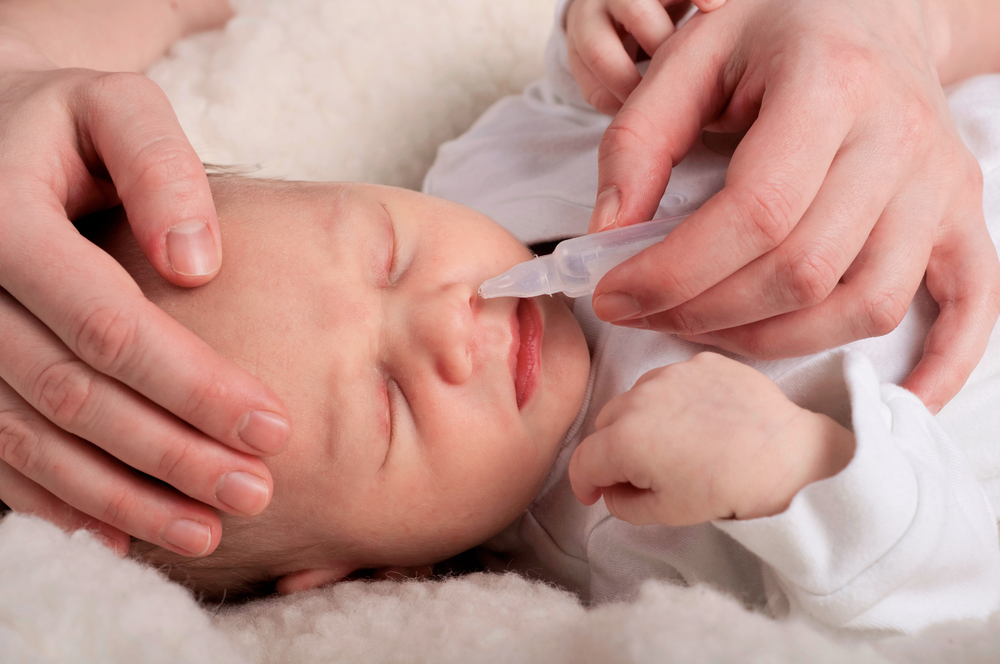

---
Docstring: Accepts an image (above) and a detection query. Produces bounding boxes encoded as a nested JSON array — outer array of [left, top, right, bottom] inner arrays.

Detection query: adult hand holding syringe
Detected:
[[481, 214, 688, 299]]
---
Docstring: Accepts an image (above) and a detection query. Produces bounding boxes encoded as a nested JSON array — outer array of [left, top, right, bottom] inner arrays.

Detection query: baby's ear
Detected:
[[275, 564, 355, 595]]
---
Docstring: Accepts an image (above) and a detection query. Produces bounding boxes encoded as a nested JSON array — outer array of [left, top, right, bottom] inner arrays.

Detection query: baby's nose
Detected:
[[414, 283, 475, 384]]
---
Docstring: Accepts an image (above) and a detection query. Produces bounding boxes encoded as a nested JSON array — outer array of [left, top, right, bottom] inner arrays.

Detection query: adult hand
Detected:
[[0, 34, 290, 557], [585, 0, 1000, 411]]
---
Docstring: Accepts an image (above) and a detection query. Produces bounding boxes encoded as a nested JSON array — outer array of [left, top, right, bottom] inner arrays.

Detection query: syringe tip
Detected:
[[479, 272, 518, 299], [479, 258, 556, 299]]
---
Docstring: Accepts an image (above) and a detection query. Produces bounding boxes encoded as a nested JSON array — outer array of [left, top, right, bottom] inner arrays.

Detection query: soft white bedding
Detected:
[[3, 0, 1000, 661]]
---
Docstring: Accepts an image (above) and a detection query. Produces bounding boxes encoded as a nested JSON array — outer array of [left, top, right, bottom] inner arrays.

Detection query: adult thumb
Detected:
[[588, 20, 732, 234], [80, 72, 220, 287]]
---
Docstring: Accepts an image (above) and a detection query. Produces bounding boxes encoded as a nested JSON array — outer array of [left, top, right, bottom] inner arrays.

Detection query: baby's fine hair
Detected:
[[130, 511, 339, 602]]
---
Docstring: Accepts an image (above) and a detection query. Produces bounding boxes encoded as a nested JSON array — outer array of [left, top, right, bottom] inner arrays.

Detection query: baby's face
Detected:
[[124, 178, 590, 577]]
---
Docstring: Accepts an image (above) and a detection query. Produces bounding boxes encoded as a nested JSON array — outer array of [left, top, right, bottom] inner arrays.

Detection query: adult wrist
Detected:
[[0, 0, 232, 72], [922, 0, 1000, 84]]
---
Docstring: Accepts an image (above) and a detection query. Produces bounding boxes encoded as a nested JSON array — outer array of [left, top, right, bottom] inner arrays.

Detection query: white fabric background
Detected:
[[3, 0, 1000, 661]]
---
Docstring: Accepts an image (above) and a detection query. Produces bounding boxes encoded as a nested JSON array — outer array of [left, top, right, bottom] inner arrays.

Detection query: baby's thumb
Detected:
[[600, 483, 660, 526]]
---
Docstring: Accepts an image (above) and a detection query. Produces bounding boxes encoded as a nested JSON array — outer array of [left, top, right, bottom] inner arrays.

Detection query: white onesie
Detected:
[[423, 1, 1000, 634]]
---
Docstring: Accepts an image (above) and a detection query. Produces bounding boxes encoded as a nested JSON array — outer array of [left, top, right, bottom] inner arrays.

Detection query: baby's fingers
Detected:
[[569, 427, 645, 505], [566, 0, 647, 110], [607, 0, 674, 60]]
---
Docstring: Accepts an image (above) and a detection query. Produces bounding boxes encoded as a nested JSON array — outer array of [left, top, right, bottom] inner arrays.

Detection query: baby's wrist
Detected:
[[733, 410, 855, 521]]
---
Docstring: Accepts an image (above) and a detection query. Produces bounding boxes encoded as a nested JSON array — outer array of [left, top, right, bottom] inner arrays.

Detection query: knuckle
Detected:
[[31, 359, 99, 431], [578, 34, 619, 73], [780, 248, 840, 308], [661, 306, 706, 336], [858, 288, 910, 338], [599, 107, 673, 167], [892, 99, 938, 154], [620, 2, 660, 30], [152, 438, 197, 485], [126, 139, 206, 196], [587, 87, 619, 115], [729, 184, 799, 252], [963, 157, 985, 194], [100, 489, 141, 531], [179, 370, 231, 429], [0, 410, 46, 479], [89, 70, 160, 103], [801, 39, 881, 105], [733, 327, 777, 360], [70, 301, 143, 376]]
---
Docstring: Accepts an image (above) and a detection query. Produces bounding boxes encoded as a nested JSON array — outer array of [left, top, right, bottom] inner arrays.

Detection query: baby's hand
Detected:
[[568, 352, 855, 526], [565, 0, 726, 114]]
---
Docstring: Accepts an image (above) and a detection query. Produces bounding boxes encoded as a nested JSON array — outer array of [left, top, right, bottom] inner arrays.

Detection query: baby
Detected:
[[109, 0, 1000, 635], [102, 172, 1000, 635]]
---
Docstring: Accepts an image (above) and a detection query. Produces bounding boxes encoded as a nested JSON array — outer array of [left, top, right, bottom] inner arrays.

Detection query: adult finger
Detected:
[[75, 72, 221, 288], [0, 288, 273, 518], [594, 70, 853, 321], [588, 18, 736, 235], [0, 459, 130, 555], [0, 378, 220, 557], [635, 136, 894, 334], [0, 187, 290, 457], [902, 206, 1000, 410], [678, 198, 932, 361]]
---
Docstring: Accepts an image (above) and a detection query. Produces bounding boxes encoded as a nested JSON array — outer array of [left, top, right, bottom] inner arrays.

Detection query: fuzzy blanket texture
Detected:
[[4, 0, 1000, 661]]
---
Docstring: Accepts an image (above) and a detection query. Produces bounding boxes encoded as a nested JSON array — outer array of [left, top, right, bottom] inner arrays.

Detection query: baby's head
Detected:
[[105, 177, 590, 598]]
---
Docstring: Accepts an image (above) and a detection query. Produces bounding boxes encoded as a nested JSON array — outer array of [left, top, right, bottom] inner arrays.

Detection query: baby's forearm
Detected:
[[0, 0, 232, 71], [930, 0, 1000, 84]]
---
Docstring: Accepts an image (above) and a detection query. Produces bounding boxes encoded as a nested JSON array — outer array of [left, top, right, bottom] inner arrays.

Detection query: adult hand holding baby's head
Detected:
[[0, 2, 288, 559], [581, 0, 1000, 411]]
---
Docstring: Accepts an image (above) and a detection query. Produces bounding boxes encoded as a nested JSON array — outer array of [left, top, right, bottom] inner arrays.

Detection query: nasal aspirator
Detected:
[[479, 214, 689, 299]]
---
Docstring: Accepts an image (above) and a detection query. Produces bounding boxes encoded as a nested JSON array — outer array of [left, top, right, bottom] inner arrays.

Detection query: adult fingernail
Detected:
[[237, 410, 290, 454], [161, 519, 212, 556], [594, 292, 642, 321], [216, 471, 270, 516], [679, 333, 719, 347], [590, 187, 621, 233], [928, 403, 942, 415], [167, 221, 220, 277]]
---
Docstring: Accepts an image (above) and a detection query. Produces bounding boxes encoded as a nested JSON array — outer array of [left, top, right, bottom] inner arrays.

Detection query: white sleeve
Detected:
[[715, 350, 1000, 634]]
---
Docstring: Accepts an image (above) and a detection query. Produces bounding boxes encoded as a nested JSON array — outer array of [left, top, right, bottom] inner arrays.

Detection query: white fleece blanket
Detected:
[[4, 0, 1000, 661]]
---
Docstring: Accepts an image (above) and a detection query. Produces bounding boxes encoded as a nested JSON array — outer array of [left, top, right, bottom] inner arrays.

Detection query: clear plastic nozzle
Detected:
[[479, 214, 689, 299]]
